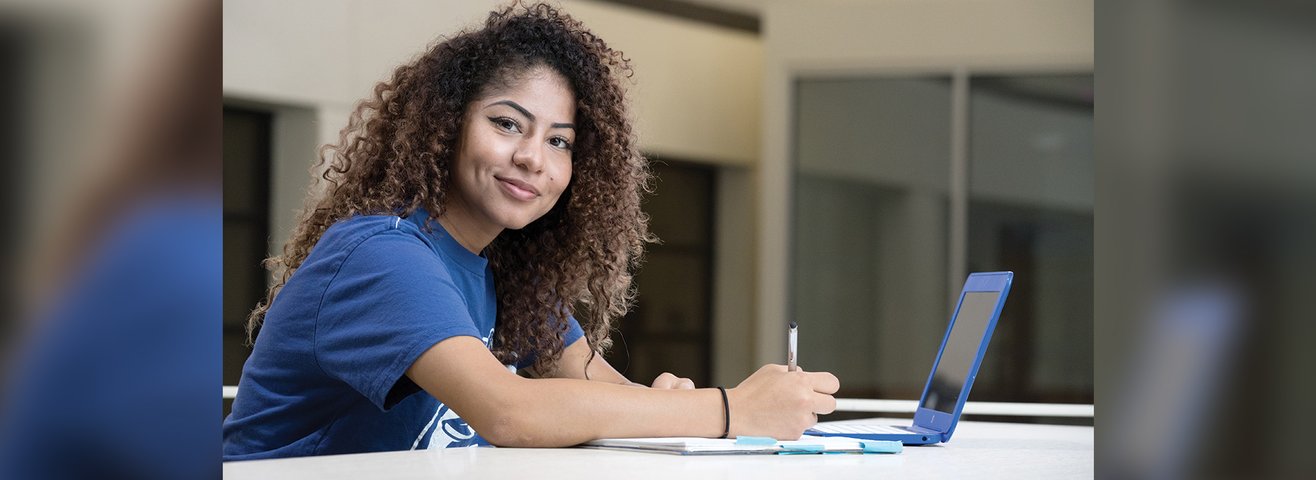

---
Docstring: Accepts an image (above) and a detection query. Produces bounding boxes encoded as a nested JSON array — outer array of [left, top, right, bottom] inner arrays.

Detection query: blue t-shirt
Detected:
[[222, 210, 582, 460]]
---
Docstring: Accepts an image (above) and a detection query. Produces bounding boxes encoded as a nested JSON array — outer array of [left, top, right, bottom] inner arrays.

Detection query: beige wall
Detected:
[[565, 2, 761, 166], [222, 0, 761, 165]]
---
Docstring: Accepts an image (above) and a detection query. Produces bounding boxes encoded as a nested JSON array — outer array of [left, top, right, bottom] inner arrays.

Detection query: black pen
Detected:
[[788, 321, 798, 372]]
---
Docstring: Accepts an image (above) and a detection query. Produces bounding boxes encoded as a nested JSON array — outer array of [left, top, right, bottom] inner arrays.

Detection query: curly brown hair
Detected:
[[247, 1, 653, 374]]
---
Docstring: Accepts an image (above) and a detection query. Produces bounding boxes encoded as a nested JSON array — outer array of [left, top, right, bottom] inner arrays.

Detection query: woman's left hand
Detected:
[[649, 372, 696, 390]]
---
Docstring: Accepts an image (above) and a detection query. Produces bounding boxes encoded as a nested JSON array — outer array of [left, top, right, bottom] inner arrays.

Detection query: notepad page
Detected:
[[584, 435, 872, 454], [784, 435, 866, 451], [584, 437, 777, 453]]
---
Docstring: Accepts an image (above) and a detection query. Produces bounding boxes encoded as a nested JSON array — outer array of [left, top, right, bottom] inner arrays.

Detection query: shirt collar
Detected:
[[406, 208, 488, 275]]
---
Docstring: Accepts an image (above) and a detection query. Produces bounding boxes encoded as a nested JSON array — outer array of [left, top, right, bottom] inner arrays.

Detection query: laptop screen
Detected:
[[920, 291, 1001, 413]]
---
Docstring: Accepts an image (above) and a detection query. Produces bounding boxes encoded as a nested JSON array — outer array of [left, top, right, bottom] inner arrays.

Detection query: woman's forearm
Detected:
[[408, 336, 835, 447], [483, 377, 724, 446]]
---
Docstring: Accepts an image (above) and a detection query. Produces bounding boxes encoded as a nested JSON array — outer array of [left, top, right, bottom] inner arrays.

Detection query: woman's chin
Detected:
[[499, 216, 537, 231], [493, 206, 552, 232]]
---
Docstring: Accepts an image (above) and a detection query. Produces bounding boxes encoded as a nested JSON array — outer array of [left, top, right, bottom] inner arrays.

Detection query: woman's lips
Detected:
[[496, 176, 539, 201]]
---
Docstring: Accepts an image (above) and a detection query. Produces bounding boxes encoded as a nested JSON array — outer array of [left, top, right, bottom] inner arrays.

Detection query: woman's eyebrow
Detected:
[[486, 100, 575, 130], [487, 100, 535, 121]]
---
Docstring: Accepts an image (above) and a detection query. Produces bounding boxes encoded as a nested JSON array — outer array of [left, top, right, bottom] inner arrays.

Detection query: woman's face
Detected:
[[447, 67, 576, 238]]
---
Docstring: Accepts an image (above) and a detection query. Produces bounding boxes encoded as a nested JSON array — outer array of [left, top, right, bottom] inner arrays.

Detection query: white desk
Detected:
[[223, 418, 1094, 479]]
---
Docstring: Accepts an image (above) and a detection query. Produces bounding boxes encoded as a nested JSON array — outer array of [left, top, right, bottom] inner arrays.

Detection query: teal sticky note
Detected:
[[735, 436, 777, 446], [860, 440, 903, 454]]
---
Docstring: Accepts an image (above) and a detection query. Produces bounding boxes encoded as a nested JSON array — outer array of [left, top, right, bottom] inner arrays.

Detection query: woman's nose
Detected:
[[511, 141, 543, 172]]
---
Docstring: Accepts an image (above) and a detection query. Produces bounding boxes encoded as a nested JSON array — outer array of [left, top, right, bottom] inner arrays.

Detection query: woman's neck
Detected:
[[435, 205, 500, 255]]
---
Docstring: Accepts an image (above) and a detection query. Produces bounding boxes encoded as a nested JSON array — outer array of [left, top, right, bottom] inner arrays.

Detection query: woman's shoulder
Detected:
[[320, 213, 423, 247], [309, 214, 439, 267]]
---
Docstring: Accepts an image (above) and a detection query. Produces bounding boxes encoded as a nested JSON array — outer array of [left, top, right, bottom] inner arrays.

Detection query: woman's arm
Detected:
[[537, 337, 695, 390], [406, 336, 837, 447]]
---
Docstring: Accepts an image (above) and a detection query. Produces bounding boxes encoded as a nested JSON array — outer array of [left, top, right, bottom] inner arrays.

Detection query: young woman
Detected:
[[222, 2, 838, 460]]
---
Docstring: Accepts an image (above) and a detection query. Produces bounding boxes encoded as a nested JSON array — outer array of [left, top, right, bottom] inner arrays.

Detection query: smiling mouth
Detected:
[[496, 176, 539, 200]]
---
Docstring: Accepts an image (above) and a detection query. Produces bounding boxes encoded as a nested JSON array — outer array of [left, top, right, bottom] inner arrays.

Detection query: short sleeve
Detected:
[[512, 315, 587, 370], [314, 232, 482, 411]]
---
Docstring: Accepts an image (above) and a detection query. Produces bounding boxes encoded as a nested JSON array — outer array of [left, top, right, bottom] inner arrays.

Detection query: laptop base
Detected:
[[805, 425, 944, 445]]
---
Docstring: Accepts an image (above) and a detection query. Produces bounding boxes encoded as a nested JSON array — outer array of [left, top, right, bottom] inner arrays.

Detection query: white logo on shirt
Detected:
[[416, 327, 499, 449]]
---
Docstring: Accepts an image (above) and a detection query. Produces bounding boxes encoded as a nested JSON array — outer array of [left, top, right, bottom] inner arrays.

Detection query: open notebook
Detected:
[[581, 435, 902, 455]]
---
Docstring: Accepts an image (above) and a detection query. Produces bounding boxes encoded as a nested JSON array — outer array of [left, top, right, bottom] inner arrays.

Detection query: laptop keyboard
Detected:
[[812, 424, 913, 434]]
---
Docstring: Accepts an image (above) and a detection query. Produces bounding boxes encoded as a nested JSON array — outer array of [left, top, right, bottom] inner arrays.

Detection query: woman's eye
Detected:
[[549, 137, 572, 150], [490, 117, 520, 133]]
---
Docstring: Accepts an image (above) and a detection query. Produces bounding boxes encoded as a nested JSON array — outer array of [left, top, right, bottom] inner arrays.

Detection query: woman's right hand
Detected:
[[726, 364, 840, 440]]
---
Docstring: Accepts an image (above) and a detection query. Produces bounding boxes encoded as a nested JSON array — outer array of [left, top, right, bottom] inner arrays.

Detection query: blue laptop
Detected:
[[806, 271, 1013, 445]]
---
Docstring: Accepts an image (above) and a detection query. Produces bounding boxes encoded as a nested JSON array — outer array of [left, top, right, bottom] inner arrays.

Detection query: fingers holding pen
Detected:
[[807, 370, 839, 395], [788, 365, 840, 395], [795, 369, 837, 414], [788, 367, 838, 415], [812, 391, 838, 415], [729, 364, 843, 438]]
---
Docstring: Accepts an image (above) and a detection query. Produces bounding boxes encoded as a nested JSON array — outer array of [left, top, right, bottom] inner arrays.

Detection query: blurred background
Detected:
[[0, 0, 218, 478], [220, 0, 1093, 424], [1098, 1, 1316, 478]]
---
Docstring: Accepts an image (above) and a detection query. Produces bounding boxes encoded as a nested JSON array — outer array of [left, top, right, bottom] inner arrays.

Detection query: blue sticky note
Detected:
[[860, 440, 903, 454], [779, 443, 825, 453], [735, 436, 777, 446]]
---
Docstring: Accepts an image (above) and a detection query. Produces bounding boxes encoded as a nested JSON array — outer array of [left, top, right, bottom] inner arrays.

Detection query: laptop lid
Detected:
[[910, 271, 1013, 442]]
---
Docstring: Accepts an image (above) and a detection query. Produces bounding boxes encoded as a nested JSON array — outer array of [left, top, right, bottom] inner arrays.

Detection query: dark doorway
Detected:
[[604, 160, 717, 387], [222, 106, 272, 417]]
